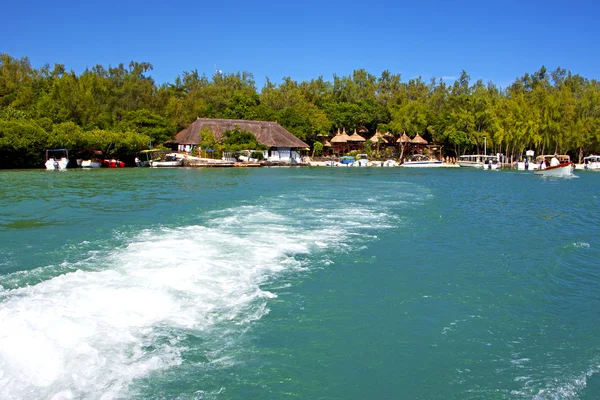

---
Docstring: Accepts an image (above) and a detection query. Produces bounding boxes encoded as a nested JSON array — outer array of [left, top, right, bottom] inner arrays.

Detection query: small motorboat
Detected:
[[402, 154, 443, 168], [77, 149, 103, 168], [533, 155, 574, 177], [457, 154, 501, 169], [353, 154, 369, 167], [338, 156, 354, 167], [135, 149, 166, 167], [149, 153, 184, 167], [45, 149, 69, 170], [103, 158, 126, 168], [583, 155, 600, 170]]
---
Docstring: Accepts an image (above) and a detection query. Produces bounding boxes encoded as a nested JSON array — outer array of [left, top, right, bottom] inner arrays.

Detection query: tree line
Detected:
[[1, 52, 599, 168]]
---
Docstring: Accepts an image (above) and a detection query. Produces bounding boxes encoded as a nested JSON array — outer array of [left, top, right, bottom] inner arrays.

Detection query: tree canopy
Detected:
[[1, 52, 600, 167]]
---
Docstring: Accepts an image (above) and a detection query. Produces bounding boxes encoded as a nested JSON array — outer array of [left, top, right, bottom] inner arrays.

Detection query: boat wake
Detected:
[[0, 197, 396, 399]]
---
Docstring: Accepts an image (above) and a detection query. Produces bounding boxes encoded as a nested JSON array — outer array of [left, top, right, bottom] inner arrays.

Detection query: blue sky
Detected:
[[3, 0, 599, 89]]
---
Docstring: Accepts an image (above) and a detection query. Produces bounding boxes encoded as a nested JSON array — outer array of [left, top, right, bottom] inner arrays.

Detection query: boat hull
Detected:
[[149, 160, 183, 167], [45, 158, 69, 170], [583, 157, 600, 170], [533, 163, 574, 177], [135, 160, 151, 167], [103, 159, 126, 168], [80, 159, 103, 168], [402, 161, 443, 168], [457, 161, 483, 168]]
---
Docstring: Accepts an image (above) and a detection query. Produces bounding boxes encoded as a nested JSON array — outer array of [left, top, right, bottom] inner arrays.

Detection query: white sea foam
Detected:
[[0, 201, 393, 399], [572, 242, 590, 248], [521, 364, 600, 400]]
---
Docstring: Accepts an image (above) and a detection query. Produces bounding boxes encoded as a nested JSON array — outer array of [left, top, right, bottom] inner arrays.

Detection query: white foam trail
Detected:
[[533, 365, 598, 399], [0, 202, 393, 399]]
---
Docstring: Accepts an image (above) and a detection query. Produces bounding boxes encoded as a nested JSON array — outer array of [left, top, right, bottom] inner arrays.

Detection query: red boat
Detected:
[[103, 159, 125, 168]]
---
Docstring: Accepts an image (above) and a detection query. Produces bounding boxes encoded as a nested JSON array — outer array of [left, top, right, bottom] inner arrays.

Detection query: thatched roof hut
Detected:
[[397, 132, 411, 144], [348, 129, 366, 142], [411, 133, 428, 145], [330, 128, 350, 143], [370, 130, 388, 144], [173, 118, 309, 148]]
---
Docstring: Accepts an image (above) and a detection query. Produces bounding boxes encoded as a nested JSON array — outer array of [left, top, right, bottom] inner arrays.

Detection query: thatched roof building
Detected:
[[173, 118, 309, 148], [397, 132, 411, 144], [330, 128, 350, 143], [348, 129, 366, 142], [370, 130, 388, 144], [411, 133, 428, 145]]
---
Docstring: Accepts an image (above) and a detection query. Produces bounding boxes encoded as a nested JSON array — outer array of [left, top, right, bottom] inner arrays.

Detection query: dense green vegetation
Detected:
[[1, 53, 599, 168]]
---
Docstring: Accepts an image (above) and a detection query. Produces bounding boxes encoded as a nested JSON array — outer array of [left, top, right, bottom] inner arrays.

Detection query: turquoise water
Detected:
[[1, 167, 599, 399]]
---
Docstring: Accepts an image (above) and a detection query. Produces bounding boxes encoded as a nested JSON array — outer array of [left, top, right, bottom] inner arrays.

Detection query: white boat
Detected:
[[149, 153, 184, 167], [457, 154, 501, 170], [583, 155, 600, 170], [76, 150, 103, 168], [45, 149, 69, 170], [353, 154, 369, 167], [402, 154, 443, 168], [80, 159, 103, 168], [516, 150, 537, 170], [135, 149, 166, 167], [533, 155, 574, 177]]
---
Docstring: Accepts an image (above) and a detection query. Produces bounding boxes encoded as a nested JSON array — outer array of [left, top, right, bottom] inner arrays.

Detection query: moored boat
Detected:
[[458, 154, 501, 170], [583, 155, 600, 170], [353, 154, 369, 167], [135, 149, 165, 167], [80, 159, 103, 168], [382, 159, 399, 167], [338, 156, 355, 167], [515, 150, 537, 170], [103, 158, 126, 168], [149, 153, 184, 167], [402, 154, 443, 168], [77, 150, 103, 168], [45, 149, 69, 170]]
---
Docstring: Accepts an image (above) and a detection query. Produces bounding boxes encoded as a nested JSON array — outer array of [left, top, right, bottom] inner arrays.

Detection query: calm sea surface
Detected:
[[1, 167, 599, 400]]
